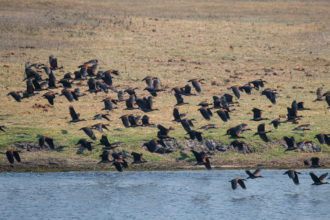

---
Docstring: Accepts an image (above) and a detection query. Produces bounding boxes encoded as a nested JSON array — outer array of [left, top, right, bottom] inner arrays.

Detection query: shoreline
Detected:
[[1, 160, 329, 173]]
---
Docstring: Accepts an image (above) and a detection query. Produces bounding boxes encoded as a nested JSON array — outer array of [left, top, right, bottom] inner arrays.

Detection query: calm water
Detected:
[[0, 170, 329, 220]]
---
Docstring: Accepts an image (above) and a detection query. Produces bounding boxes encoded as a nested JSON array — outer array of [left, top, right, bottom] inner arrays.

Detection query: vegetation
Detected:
[[0, 0, 329, 170]]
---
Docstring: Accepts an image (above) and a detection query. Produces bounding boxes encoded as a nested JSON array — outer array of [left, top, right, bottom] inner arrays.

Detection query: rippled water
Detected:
[[0, 170, 329, 220]]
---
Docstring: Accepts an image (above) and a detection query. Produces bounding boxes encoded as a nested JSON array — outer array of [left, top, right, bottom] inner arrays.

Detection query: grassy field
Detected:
[[0, 0, 329, 170]]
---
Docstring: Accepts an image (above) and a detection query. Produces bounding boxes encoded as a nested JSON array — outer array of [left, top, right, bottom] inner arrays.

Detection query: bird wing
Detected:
[[6, 151, 14, 164], [69, 106, 78, 120], [238, 179, 246, 189], [257, 124, 265, 133], [253, 168, 261, 176], [310, 172, 320, 183], [292, 172, 299, 185], [245, 170, 254, 178], [231, 180, 237, 190], [319, 173, 328, 182], [259, 133, 269, 142]]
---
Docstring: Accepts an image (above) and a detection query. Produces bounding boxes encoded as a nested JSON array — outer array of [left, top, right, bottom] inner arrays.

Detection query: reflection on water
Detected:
[[0, 170, 329, 220]]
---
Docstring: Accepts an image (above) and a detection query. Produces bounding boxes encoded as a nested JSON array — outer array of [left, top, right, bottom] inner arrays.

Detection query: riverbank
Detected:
[[1, 154, 329, 173]]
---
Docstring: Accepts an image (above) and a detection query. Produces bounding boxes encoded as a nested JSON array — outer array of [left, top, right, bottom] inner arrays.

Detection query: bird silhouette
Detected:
[[245, 168, 263, 179], [230, 178, 246, 190], [283, 170, 301, 185], [309, 172, 329, 185]]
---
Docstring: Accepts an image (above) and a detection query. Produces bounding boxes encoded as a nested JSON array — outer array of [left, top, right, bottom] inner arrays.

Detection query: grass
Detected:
[[0, 0, 329, 169]]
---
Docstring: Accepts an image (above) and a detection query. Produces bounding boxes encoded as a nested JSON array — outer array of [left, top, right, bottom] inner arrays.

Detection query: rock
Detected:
[[297, 142, 321, 153], [10, 142, 40, 151]]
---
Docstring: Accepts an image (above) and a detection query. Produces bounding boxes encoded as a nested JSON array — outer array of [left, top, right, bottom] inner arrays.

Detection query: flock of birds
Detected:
[[2, 55, 330, 178], [229, 168, 329, 190]]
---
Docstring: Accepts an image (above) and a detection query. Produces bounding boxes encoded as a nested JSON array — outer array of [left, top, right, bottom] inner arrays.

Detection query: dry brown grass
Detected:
[[0, 0, 329, 167]]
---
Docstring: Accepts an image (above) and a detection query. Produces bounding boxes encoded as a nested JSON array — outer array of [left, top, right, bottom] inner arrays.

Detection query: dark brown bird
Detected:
[[226, 124, 250, 139], [187, 130, 203, 142], [157, 124, 175, 139], [252, 108, 268, 121], [125, 95, 137, 110], [93, 113, 111, 121], [38, 136, 55, 149], [0, 126, 6, 132], [230, 140, 245, 151], [7, 91, 22, 102], [254, 123, 271, 142], [199, 107, 212, 120], [230, 178, 246, 190], [261, 88, 277, 104], [99, 150, 111, 163], [49, 56, 59, 70], [76, 139, 93, 151], [180, 118, 195, 132], [142, 115, 154, 126], [173, 108, 186, 122], [283, 136, 297, 151], [5, 150, 21, 164], [188, 78, 204, 93], [69, 106, 85, 122], [61, 89, 75, 102], [309, 172, 329, 185], [43, 91, 57, 105], [120, 115, 130, 128], [143, 138, 167, 153], [216, 109, 230, 122], [99, 135, 121, 150], [324, 92, 330, 108], [246, 168, 263, 179], [174, 93, 188, 106], [128, 115, 141, 127], [239, 84, 253, 94], [297, 102, 310, 110], [313, 87, 323, 101], [80, 127, 96, 140], [199, 124, 216, 130], [92, 123, 109, 133], [191, 150, 211, 169], [249, 79, 266, 90], [230, 86, 240, 99], [315, 134, 330, 146], [270, 119, 281, 129], [131, 152, 146, 164], [293, 124, 310, 131], [283, 170, 301, 185]]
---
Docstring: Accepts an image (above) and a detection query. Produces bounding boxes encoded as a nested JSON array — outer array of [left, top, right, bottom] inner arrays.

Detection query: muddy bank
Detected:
[[1, 157, 329, 173]]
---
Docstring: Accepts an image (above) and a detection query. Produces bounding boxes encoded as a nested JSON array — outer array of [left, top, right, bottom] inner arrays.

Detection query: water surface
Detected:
[[0, 170, 329, 220]]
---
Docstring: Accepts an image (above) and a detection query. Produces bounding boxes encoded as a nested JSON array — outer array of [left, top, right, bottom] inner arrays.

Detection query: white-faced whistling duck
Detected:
[[313, 87, 323, 102], [0, 126, 6, 132], [43, 91, 57, 105], [199, 124, 216, 130], [252, 108, 268, 121], [270, 118, 281, 129], [180, 118, 195, 132], [249, 79, 266, 90], [99, 135, 121, 150], [230, 86, 240, 99], [120, 115, 130, 128], [7, 91, 22, 102], [239, 84, 252, 94], [157, 124, 175, 139], [173, 108, 186, 122], [309, 172, 329, 185], [131, 152, 146, 164], [125, 95, 137, 110], [283, 136, 297, 151], [76, 139, 93, 151], [94, 113, 111, 121], [230, 178, 246, 190], [38, 136, 55, 149], [128, 115, 141, 127], [174, 93, 188, 106], [143, 138, 166, 153], [69, 106, 85, 122], [79, 127, 96, 140], [61, 89, 74, 102], [283, 170, 301, 185], [315, 134, 330, 146], [49, 56, 59, 70], [191, 150, 211, 169], [293, 124, 310, 131], [254, 123, 271, 142], [216, 109, 230, 122], [198, 106, 212, 120], [261, 88, 277, 104], [187, 130, 203, 142], [99, 150, 111, 163], [91, 123, 109, 133], [6, 150, 21, 165], [188, 78, 204, 93], [230, 140, 245, 151], [142, 115, 154, 126], [297, 102, 310, 110], [246, 168, 263, 179]]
